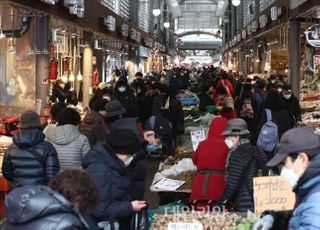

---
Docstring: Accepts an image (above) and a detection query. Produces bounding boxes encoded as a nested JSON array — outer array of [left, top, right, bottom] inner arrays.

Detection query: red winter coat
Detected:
[[215, 79, 234, 97], [190, 117, 229, 205]]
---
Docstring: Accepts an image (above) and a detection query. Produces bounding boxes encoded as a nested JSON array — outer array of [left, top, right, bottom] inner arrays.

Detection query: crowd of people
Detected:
[[1, 66, 319, 230]]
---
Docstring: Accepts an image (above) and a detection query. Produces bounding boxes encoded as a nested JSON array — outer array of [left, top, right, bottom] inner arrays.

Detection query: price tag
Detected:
[[168, 223, 203, 230], [190, 130, 206, 151], [253, 176, 295, 217], [154, 178, 185, 191]]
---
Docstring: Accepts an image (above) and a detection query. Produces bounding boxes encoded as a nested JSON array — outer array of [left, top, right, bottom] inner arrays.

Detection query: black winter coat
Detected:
[[257, 108, 294, 141], [283, 95, 302, 122], [79, 111, 104, 147], [1, 185, 88, 230], [2, 129, 60, 189], [198, 91, 214, 112], [82, 143, 133, 230], [152, 94, 185, 136], [217, 142, 268, 212], [114, 89, 138, 118]]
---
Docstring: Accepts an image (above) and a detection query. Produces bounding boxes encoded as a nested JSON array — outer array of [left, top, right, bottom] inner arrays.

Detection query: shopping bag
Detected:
[[130, 208, 149, 230]]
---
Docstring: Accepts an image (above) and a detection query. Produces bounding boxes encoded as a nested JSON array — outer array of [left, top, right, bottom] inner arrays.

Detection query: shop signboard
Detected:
[[130, 28, 137, 40], [259, 14, 268, 28], [121, 24, 129, 37], [144, 37, 153, 47], [252, 21, 258, 33], [253, 176, 295, 218], [305, 25, 320, 48], [103, 16, 116, 32], [237, 34, 241, 42], [290, 0, 308, 9], [247, 25, 252, 35], [271, 6, 283, 21], [190, 130, 206, 151], [242, 29, 247, 39]]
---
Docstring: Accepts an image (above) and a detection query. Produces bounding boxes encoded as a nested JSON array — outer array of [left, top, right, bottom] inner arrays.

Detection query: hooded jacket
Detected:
[[79, 111, 104, 147], [1, 185, 88, 230], [81, 143, 132, 229], [46, 124, 90, 170], [2, 129, 60, 189], [190, 117, 229, 203]]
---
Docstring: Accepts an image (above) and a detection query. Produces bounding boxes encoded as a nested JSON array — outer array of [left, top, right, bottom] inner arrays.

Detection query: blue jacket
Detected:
[[289, 175, 320, 230], [1, 185, 88, 229], [81, 143, 133, 224], [2, 129, 60, 188]]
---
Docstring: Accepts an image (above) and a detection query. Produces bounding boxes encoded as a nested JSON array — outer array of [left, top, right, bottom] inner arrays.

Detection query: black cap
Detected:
[[282, 84, 292, 92], [105, 129, 148, 154], [267, 127, 320, 167]]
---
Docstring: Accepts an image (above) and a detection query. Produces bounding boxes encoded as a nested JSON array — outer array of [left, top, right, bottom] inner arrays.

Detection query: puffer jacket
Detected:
[[1, 185, 88, 229], [46, 124, 90, 170], [289, 154, 320, 229], [217, 142, 267, 212], [79, 111, 104, 147], [82, 143, 133, 230], [2, 129, 60, 189]]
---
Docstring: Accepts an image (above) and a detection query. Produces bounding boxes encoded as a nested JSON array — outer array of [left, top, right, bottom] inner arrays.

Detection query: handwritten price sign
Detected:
[[253, 176, 295, 217], [190, 130, 206, 151]]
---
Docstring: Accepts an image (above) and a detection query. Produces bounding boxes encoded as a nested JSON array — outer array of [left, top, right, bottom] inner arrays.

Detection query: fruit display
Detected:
[[226, 219, 254, 230], [152, 212, 246, 230]]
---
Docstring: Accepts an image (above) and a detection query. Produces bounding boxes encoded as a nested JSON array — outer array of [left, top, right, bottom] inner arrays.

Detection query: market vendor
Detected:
[[254, 126, 320, 230], [190, 116, 229, 210], [215, 86, 237, 120]]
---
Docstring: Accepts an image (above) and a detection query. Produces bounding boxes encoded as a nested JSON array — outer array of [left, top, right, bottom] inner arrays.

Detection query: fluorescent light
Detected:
[[153, 9, 161, 17], [232, 0, 241, 7], [164, 22, 170, 28], [0, 30, 5, 39]]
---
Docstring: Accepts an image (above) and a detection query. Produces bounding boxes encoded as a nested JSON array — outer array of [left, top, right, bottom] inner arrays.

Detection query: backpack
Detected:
[[240, 98, 254, 118], [257, 109, 279, 152]]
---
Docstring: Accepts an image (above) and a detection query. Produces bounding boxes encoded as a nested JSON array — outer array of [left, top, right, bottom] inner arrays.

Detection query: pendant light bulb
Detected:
[[153, 9, 161, 17], [77, 71, 83, 81], [232, 0, 241, 7]]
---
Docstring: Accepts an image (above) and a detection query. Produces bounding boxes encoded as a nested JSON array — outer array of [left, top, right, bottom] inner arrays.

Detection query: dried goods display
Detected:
[[152, 212, 245, 230], [167, 171, 197, 191], [166, 152, 193, 165]]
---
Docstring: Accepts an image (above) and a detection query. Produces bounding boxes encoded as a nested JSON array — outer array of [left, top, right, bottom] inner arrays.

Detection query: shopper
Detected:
[[42, 102, 67, 134], [89, 82, 113, 110], [215, 86, 237, 120], [152, 84, 184, 154], [215, 72, 234, 97], [46, 108, 90, 170], [82, 129, 147, 230], [266, 74, 278, 91], [282, 84, 302, 123], [92, 100, 147, 200], [131, 72, 148, 123], [217, 118, 268, 212], [256, 89, 294, 151], [253, 79, 267, 114], [1, 169, 99, 229], [80, 98, 108, 147], [190, 117, 229, 210], [254, 127, 320, 230], [2, 110, 60, 189], [114, 79, 138, 118], [198, 81, 215, 112], [51, 79, 74, 104]]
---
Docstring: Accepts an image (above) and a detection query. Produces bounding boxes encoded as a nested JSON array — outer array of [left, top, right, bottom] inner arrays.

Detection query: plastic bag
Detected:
[[130, 208, 149, 230]]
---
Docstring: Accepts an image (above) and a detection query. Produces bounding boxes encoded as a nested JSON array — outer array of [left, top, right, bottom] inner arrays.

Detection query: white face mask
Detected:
[[271, 80, 276, 84], [225, 138, 235, 149], [281, 166, 299, 188], [103, 96, 111, 101], [283, 94, 291, 100], [118, 87, 126, 92], [277, 88, 282, 93]]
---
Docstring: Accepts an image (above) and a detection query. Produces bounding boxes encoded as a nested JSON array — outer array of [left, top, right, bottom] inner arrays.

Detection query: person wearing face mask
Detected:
[[114, 80, 138, 118], [190, 117, 229, 210], [131, 72, 148, 123], [282, 84, 302, 123], [216, 118, 268, 212], [256, 89, 294, 152], [82, 129, 148, 230], [198, 81, 215, 112], [254, 126, 320, 230], [215, 86, 237, 120], [266, 75, 278, 91]]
